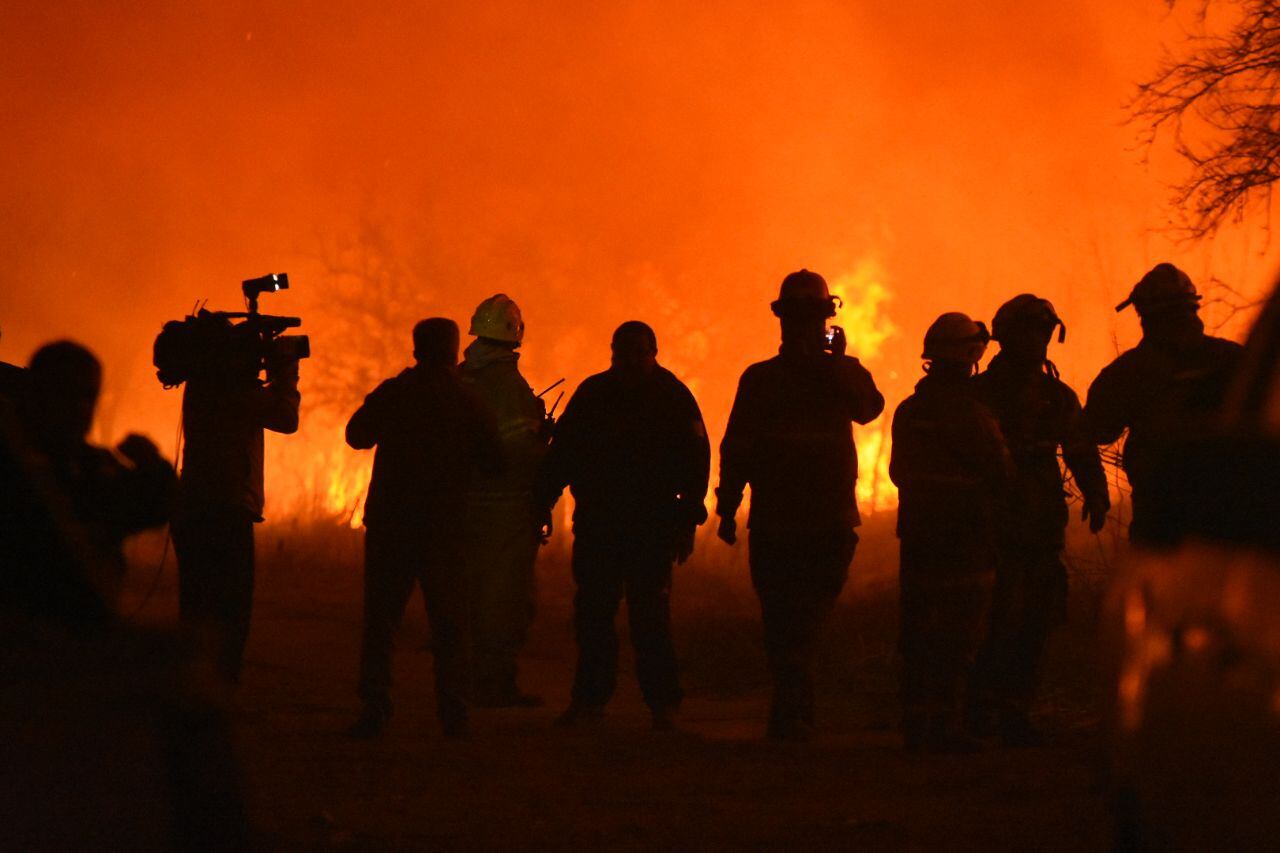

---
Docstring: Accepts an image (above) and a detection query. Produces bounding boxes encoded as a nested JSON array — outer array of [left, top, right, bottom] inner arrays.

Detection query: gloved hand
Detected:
[[716, 514, 737, 545], [1082, 495, 1110, 534]]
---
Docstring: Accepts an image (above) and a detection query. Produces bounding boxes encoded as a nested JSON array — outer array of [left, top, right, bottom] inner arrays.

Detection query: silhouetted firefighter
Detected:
[[346, 318, 504, 739], [460, 295, 549, 708], [20, 341, 175, 596], [717, 270, 885, 741], [537, 321, 709, 731], [1084, 263, 1244, 544], [890, 313, 1011, 753], [155, 278, 304, 685], [969, 296, 1108, 745]]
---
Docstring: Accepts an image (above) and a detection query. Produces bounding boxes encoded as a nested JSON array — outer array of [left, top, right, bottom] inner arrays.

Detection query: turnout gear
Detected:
[[468, 294, 526, 344], [890, 358, 1012, 752], [971, 313, 1110, 738], [1115, 263, 1200, 316], [460, 336, 548, 705], [992, 294, 1066, 345], [537, 337, 709, 723], [347, 342, 504, 734], [1085, 269, 1242, 542], [718, 281, 885, 737], [922, 313, 990, 365], [771, 269, 840, 319]]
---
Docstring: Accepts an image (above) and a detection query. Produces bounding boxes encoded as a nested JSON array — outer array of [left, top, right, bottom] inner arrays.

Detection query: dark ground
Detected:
[[122, 518, 1114, 851]]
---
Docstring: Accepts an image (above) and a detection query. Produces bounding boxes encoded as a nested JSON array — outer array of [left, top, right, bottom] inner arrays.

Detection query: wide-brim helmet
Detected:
[[923, 312, 991, 364], [771, 269, 840, 319], [992, 293, 1066, 344], [469, 293, 525, 344], [1115, 263, 1201, 317]]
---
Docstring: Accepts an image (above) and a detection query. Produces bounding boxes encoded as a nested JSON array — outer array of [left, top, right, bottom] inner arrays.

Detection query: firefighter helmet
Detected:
[[469, 294, 525, 344], [992, 293, 1066, 344], [922, 312, 991, 364], [1115, 263, 1201, 316], [771, 269, 840, 319]]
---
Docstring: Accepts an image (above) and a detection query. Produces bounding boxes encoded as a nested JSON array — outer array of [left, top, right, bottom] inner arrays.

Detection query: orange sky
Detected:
[[1, 1, 1274, 520]]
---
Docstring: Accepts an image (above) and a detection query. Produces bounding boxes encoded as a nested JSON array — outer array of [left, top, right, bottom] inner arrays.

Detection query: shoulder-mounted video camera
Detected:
[[153, 273, 310, 388]]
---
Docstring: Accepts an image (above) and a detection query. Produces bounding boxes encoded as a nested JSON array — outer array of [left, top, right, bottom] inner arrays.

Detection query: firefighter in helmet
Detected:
[[461, 294, 548, 708], [1083, 263, 1243, 543], [716, 269, 885, 741], [890, 312, 1012, 752], [970, 295, 1108, 745]]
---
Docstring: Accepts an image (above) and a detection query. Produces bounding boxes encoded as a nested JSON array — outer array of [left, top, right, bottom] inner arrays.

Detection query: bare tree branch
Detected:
[[1130, 0, 1280, 238]]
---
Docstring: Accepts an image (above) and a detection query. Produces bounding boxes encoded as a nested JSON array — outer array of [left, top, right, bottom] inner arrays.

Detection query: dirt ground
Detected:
[[123, 520, 1114, 851]]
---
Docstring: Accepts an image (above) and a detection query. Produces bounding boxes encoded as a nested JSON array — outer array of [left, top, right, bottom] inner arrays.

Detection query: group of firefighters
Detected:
[[0, 261, 1242, 754], [339, 260, 1241, 750]]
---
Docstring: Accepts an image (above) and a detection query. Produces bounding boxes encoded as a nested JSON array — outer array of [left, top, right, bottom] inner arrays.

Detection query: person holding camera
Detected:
[[169, 316, 300, 684], [346, 318, 504, 739], [715, 269, 884, 742], [19, 340, 176, 597]]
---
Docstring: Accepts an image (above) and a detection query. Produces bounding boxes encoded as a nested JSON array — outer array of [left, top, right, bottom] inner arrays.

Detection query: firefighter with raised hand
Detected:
[[346, 318, 503, 739], [890, 313, 1011, 753], [970, 295, 1108, 746], [536, 321, 709, 732], [716, 269, 885, 742], [461, 295, 548, 708], [1083, 263, 1244, 544]]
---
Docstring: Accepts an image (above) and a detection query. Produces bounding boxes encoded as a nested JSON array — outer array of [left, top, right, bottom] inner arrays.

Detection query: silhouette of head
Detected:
[[611, 321, 658, 378], [1118, 263, 1205, 351], [922, 313, 989, 377], [413, 318, 460, 368], [27, 340, 101, 445], [992, 294, 1064, 365], [772, 270, 838, 358]]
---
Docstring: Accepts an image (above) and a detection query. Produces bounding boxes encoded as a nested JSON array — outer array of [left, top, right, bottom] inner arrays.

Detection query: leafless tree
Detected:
[[1132, 1, 1280, 239]]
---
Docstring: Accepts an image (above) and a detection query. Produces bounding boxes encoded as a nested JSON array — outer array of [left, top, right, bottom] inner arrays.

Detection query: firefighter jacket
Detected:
[[179, 361, 299, 520], [347, 364, 503, 531], [717, 350, 884, 535], [460, 340, 546, 502], [972, 353, 1107, 549], [1083, 334, 1242, 496], [536, 365, 709, 537], [890, 372, 1012, 547]]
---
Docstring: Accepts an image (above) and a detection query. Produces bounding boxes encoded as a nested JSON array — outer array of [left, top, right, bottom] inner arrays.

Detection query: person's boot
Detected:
[[554, 703, 605, 727], [347, 704, 390, 739]]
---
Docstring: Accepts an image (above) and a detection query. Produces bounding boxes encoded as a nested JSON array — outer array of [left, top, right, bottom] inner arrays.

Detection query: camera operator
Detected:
[[169, 312, 301, 685]]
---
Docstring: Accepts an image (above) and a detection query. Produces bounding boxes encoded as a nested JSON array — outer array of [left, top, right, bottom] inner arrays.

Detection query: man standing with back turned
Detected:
[[537, 321, 709, 731], [1083, 263, 1243, 544], [346, 319, 503, 739], [716, 269, 885, 741]]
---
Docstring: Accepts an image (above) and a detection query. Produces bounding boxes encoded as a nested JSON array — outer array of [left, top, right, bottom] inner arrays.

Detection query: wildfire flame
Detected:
[[829, 259, 899, 514]]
